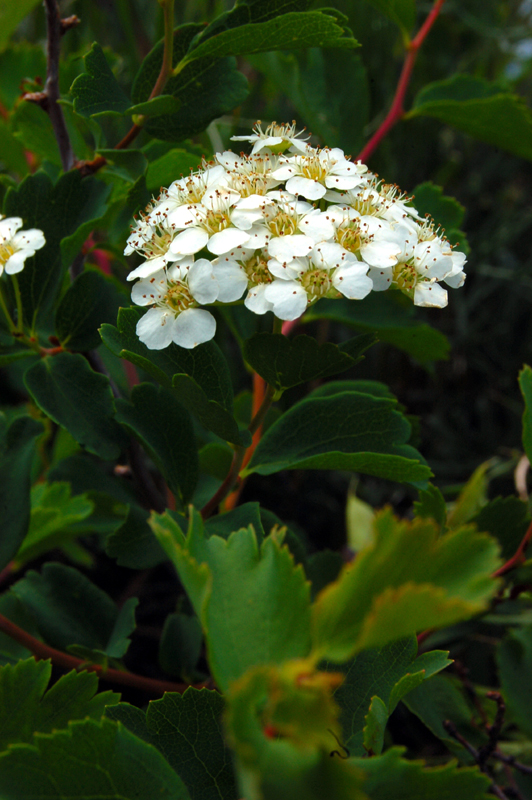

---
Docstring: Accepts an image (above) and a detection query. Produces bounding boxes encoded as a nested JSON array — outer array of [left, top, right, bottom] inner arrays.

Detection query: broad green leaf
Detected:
[[55, 270, 124, 352], [126, 95, 181, 116], [0, 119, 28, 176], [24, 352, 125, 461], [245, 388, 431, 483], [403, 673, 487, 752], [351, 746, 491, 798], [172, 373, 250, 446], [100, 306, 233, 408], [182, 11, 358, 66], [412, 181, 468, 252], [106, 505, 168, 569], [132, 24, 248, 142], [71, 43, 131, 117], [409, 75, 532, 162], [346, 487, 375, 552], [206, 502, 264, 543], [361, 0, 416, 35], [243, 332, 375, 393], [13, 482, 94, 567], [304, 294, 450, 364], [312, 510, 501, 662], [11, 101, 61, 166], [329, 637, 451, 753], [110, 689, 236, 800], [4, 170, 111, 327], [472, 497, 530, 562], [149, 510, 311, 691], [0, 415, 43, 572], [11, 563, 137, 658], [159, 613, 204, 681], [413, 483, 447, 528], [0, 592, 41, 665], [362, 695, 387, 755], [93, 148, 149, 182], [306, 551, 343, 598], [497, 625, 532, 738], [0, 348, 35, 367], [446, 462, 489, 529], [0, 0, 42, 47], [0, 658, 119, 750], [0, 717, 190, 800], [145, 148, 202, 192], [116, 383, 198, 504], [519, 365, 532, 464]]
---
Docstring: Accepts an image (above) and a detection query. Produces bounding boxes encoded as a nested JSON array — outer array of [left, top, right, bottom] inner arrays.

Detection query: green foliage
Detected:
[[55, 269, 124, 351], [361, 0, 416, 35], [71, 43, 131, 117], [497, 625, 532, 738], [105, 504, 168, 569], [519, 364, 532, 464]]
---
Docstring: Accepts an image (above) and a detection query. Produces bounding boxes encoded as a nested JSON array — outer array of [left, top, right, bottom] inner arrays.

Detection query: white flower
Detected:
[[0, 216, 45, 276], [125, 217, 189, 281], [212, 248, 275, 315], [231, 121, 310, 155], [131, 260, 218, 349], [272, 149, 368, 201]]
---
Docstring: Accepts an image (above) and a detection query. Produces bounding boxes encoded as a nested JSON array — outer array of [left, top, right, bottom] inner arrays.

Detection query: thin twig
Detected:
[[479, 692, 506, 767], [493, 752, 532, 777], [0, 612, 197, 696], [493, 518, 532, 578], [41, 0, 75, 171], [443, 720, 509, 800], [357, 0, 446, 164]]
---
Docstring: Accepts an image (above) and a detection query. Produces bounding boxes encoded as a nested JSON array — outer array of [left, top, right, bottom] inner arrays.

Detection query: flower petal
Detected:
[[285, 176, 326, 201], [172, 308, 216, 348], [188, 259, 218, 304], [136, 307, 175, 350], [264, 280, 308, 320], [213, 262, 248, 302], [170, 227, 209, 255], [207, 227, 249, 255], [245, 284, 274, 315], [332, 265, 373, 299], [414, 282, 448, 308]]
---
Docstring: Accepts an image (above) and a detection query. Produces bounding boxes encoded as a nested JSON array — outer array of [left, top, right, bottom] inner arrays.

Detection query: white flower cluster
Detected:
[[0, 216, 46, 277], [124, 122, 466, 350]]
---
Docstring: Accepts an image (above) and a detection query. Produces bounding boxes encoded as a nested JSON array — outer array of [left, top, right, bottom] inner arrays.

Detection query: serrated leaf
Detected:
[[0, 658, 119, 750], [182, 11, 358, 65], [24, 352, 125, 460], [100, 306, 233, 408], [71, 43, 131, 117], [243, 332, 375, 393], [11, 563, 136, 658], [149, 509, 311, 691], [362, 695, 387, 755], [110, 689, 236, 800], [145, 148, 202, 192], [4, 170, 112, 327], [0, 415, 43, 572], [13, 481, 94, 568], [55, 270, 125, 351], [116, 383, 198, 504], [519, 365, 532, 464], [205, 502, 264, 543], [312, 510, 501, 662], [245, 388, 431, 483], [446, 462, 489, 529], [0, 717, 190, 800], [351, 746, 491, 798], [497, 625, 532, 738], [304, 294, 450, 365], [106, 504, 168, 569], [132, 24, 248, 142], [409, 74, 532, 162], [414, 483, 447, 528], [172, 373, 250, 446]]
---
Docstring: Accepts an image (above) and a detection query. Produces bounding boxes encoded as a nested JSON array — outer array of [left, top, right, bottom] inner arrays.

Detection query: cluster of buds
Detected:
[[124, 122, 466, 350]]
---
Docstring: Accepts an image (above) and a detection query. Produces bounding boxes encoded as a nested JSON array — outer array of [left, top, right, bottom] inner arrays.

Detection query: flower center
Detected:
[[0, 243, 16, 266], [268, 210, 298, 237], [336, 222, 363, 254], [393, 262, 417, 291], [201, 209, 232, 235], [164, 281, 194, 313], [300, 155, 328, 183], [300, 268, 332, 298], [142, 227, 174, 260], [242, 256, 273, 285]]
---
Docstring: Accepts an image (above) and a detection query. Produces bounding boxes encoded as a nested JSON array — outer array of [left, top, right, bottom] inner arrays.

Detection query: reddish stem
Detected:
[[357, 0, 446, 164], [493, 518, 532, 578], [0, 612, 196, 696]]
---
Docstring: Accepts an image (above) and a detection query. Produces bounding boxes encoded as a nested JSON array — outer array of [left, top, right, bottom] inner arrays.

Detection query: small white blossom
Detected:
[[0, 216, 45, 276], [231, 121, 310, 155]]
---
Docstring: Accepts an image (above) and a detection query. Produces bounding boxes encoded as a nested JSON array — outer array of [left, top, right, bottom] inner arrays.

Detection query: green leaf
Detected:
[[132, 24, 248, 142], [311, 509, 501, 663], [0, 592, 41, 665], [100, 306, 233, 408], [11, 563, 137, 658], [243, 333, 375, 393], [446, 462, 489, 529], [351, 746, 491, 798], [329, 637, 451, 753], [149, 509, 311, 691], [71, 43, 131, 117], [472, 497, 530, 562], [205, 502, 264, 543], [0, 0, 43, 47], [182, 11, 358, 65], [172, 373, 251, 447], [106, 505, 168, 569], [4, 170, 111, 327], [159, 613, 204, 680], [55, 269, 125, 351], [409, 74, 532, 162], [126, 95, 182, 116], [412, 181, 469, 253], [110, 689, 237, 800], [0, 119, 29, 176], [0, 415, 44, 572], [0, 658, 119, 750], [11, 101, 61, 166], [0, 717, 190, 800], [362, 695, 387, 755], [304, 294, 450, 365], [93, 148, 148, 182], [413, 483, 447, 528], [497, 625, 532, 739], [145, 148, 202, 192], [24, 352, 125, 461], [245, 388, 431, 483], [13, 482, 94, 567], [0, 45, 46, 110], [362, 0, 416, 34], [116, 383, 198, 504], [519, 365, 532, 464]]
